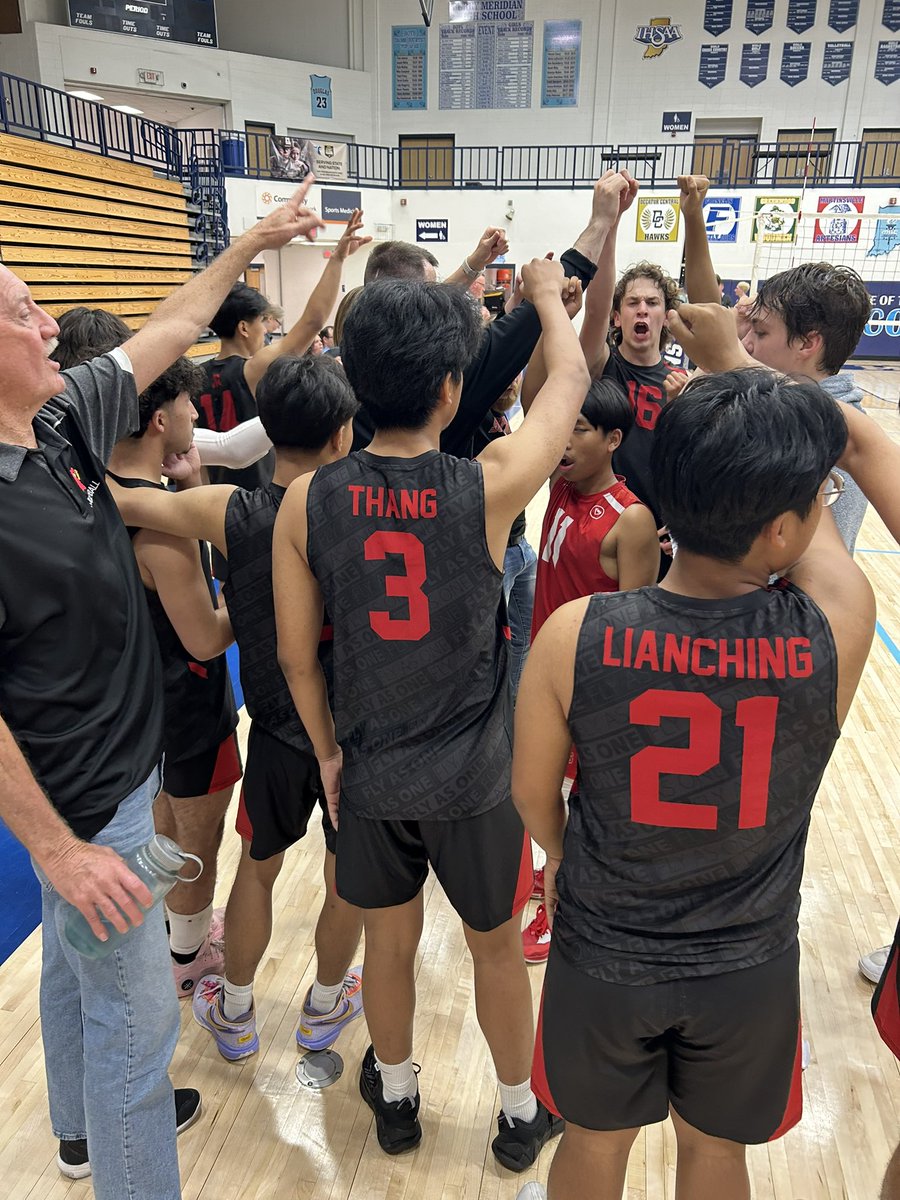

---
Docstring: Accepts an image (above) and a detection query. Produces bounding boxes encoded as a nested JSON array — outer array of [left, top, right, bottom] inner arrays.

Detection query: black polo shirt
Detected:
[[0, 351, 164, 839]]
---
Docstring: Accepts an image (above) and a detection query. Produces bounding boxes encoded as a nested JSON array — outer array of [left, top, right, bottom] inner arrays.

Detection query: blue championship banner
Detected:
[[699, 42, 729, 86]]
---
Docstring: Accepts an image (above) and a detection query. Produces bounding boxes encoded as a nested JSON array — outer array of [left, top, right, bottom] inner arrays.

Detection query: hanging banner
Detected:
[[787, 0, 818, 31], [542, 19, 581, 106], [740, 41, 770, 85], [867, 203, 900, 257], [875, 39, 900, 83], [857, 284, 900, 359], [636, 197, 681, 242], [310, 74, 333, 119], [699, 42, 729, 86], [704, 0, 733, 35], [311, 141, 349, 183], [814, 195, 864, 243], [828, 0, 859, 31], [885, 1, 900, 33], [754, 195, 800, 242], [392, 25, 428, 110], [703, 195, 742, 242], [746, 2, 775, 34], [781, 41, 811, 84], [267, 137, 348, 183], [822, 39, 854, 83]]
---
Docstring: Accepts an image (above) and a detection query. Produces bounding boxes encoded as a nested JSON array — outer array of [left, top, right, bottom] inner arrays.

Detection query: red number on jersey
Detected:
[[364, 531, 431, 641], [628, 382, 663, 430], [629, 689, 779, 829]]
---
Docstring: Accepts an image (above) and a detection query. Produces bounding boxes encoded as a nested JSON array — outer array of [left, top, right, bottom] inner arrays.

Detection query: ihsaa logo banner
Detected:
[[635, 18, 684, 58]]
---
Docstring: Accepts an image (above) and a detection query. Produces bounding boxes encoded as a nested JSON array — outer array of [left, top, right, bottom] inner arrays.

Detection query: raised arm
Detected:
[[273, 476, 342, 824], [839, 401, 900, 546], [193, 418, 272, 470], [121, 177, 325, 395], [679, 175, 721, 305], [665, 302, 756, 374], [136, 533, 234, 661], [445, 226, 510, 288], [108, 478, 234, 554], [243, 209, 371, 395], [519, 280, 584, 414], [578, 171, 639, 380]]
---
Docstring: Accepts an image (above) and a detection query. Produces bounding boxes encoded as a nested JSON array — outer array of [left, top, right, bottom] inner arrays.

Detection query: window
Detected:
[[772, 127, 835, 185], [244, 121, 275, 178], [398, 134, 455, 188], [857, 129, 900, 187], [692, 136, 757, 186]]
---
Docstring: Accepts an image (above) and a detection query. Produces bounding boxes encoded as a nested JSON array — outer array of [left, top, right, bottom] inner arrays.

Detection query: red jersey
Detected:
[[532, 476, 643, 639]]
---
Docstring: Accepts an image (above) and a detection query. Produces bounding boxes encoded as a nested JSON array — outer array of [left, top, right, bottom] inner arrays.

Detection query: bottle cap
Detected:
[[145, 834, 188, 874]]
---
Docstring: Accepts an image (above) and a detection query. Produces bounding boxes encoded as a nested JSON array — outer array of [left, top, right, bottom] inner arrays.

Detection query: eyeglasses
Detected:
[[819, 470, 845, 508]]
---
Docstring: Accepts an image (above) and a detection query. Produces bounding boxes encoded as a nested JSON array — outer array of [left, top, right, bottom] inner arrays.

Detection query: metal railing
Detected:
[[1, 70, 898, 193]]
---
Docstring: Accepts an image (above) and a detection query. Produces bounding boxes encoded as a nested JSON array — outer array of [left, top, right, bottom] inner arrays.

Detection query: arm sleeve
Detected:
[[193, 418, 273, 468], [560, 248, 598, 291], [48, 348, 139, 468]]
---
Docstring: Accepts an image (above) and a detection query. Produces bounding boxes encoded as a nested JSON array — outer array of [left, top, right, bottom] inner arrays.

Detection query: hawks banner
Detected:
[[814, 195, 864, 244], [753, 195, 800, 243], [636, 197, 681, 242]]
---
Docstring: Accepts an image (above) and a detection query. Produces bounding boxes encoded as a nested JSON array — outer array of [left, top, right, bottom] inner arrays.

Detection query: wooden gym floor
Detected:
[[2, 366, 900, 1199]]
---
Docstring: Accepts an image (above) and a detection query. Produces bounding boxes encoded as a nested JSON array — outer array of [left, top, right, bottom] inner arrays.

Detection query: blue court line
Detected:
[[856, 548, 900, 555], [876, 620, 900, 667]]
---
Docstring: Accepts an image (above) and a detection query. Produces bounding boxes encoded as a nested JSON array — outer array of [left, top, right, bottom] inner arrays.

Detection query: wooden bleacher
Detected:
[[0, 133, 219, 359]]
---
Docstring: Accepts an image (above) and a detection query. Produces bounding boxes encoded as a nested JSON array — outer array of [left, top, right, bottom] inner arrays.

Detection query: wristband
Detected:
[[461, 256, 480, 280]]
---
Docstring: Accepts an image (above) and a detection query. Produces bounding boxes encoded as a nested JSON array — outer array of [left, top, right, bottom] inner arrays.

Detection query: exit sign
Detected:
[[137, 69, 165, 86]]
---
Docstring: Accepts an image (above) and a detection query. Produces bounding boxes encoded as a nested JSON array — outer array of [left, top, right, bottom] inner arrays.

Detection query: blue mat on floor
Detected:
[[0, 819, 41, 966]]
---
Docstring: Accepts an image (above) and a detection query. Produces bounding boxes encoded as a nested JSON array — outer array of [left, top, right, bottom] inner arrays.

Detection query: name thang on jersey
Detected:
[[348, 484, 438, 519], [601, 627, 814, 680]]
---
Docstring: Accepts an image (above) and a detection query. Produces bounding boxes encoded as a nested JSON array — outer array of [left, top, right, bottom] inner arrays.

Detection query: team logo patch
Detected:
[[634, 17, 683, 58], [590, 504, 606, 520], [69, 466, 87, 493]]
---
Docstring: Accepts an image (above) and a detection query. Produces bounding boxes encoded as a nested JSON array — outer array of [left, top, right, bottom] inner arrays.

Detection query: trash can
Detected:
[[220, 136, 245, 176]]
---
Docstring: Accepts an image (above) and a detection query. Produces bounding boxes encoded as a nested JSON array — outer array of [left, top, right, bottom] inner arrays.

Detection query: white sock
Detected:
[[308, 978, 344, 1015], [166, 902, 213, 956], [375, 1054, 418, 1104], [499, 1078, 538, 1125], [222, 978, 254, 1022]]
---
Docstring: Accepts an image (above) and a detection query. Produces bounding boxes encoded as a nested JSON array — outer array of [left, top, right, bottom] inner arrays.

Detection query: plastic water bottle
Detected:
[[63, 834, 203, 959]]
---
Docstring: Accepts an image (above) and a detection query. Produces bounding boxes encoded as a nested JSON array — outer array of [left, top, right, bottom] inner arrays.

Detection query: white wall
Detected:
[[213, 0, 352, 70]]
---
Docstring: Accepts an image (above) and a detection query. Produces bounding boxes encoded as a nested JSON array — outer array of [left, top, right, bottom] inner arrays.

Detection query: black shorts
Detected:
[[235, 722, 335, 861], [163, 730, 242, 799], [335, 797, 532, 932], [873, 917, 900, 1060], [533, 941, 802, 1145]]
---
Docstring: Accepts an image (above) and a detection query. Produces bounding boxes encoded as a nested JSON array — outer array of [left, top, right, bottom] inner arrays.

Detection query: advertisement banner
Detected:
[[636, 197, 681, 242], [814, 194, 864, 243], [703, 195, 742, 242], [268, 137, 348, 183], [320, 188, 361, 223], [753, 195, 800, 242], [855, 282, 900, 358]]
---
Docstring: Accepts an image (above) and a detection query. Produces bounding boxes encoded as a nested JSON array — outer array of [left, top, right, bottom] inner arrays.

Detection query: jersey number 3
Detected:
[[365, 531, 431, 641], [629, 689, 779, 830]]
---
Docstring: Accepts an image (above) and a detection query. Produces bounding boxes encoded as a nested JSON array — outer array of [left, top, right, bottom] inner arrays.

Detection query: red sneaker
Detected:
[[522, 904, 551, 964], [531, 866, 544, 901]]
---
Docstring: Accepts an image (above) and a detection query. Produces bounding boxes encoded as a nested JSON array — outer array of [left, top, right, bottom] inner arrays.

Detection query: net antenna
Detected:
[[419, 0, 435, 26]]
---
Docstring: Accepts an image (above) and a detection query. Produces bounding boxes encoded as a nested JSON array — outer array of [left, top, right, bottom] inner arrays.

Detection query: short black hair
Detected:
[[256, 355, 358, 450], [750, 262, 872, 376], [52, 306, 131, 369], [319, 325, 334, 341], [652, 368, 847, 562], [580, 378, 634, 442], [341, 280, 484, 431], [364, 241, 439, 285], [208, 283, 269, 338], [134, 357, 205, 437]]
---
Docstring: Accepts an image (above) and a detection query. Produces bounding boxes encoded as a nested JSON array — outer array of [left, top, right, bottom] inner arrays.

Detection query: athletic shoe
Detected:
[[358, 1044, 422, 1155], [516, 1185, 548, 1200], [191, 974, 259, 1061], [296, 965, 364, 1052], [172, 932, 226, 999], [57, 1088, 202, 1179], [531, 866, 544, 900], [859, 945, 891, 984], [492, 1100, 563, 1172], [209, 906, 226, 945], [523, 904, 552, 964]]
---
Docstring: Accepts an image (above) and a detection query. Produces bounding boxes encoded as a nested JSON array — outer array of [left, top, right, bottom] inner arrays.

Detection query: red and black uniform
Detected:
[[306, 449, 532, 931], [224, 483, 335, 860], [110, 474, 241, 800], [532, 475, 643, 638], [873, 921, 900, 1060], [603, 348, 673, 527], [533, 581, 840, 1143]]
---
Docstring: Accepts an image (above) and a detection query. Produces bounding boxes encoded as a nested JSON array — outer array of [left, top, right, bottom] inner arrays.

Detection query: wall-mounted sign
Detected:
[[662, 110, 692, 132], [787, 0, 818, 32], [703, 195, 742, 242], [822, 40, 854, 83], [137, 68, 165, 85], [867, 202, 900, 257], [885, 1, 900, 33], [416, 218, 449, 242], [746, 2, 775, 34], [828, 0, 859, 31], [780, 41, 811, 85], [321, 188, 362, 224], [636, 197, 681, 242], [814, 195, 864, 243], [66, 0, 216, 46], [699, 42, 729, 86], [542, 19, 581, 107], [875, 39, 900, 83], [753, 195, 800, 242], [392, 25, 428, 110], [310, 74, 333, 119], [740, 41, 771, 85], [634, 18, 684, 59], [704, 0, 734, 35]]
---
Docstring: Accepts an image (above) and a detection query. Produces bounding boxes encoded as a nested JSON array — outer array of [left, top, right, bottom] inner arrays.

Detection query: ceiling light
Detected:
[[111, 104, 144, 115], [68, 89, 104, 102]]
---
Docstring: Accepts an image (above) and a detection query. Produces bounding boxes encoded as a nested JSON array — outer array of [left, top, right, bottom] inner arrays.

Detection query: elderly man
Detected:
[[0, 179, 323, 1200]]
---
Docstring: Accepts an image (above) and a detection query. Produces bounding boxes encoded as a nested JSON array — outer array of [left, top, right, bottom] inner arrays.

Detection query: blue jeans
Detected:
[[36, 763, 182, 1200], [503, 537, 538, 697]]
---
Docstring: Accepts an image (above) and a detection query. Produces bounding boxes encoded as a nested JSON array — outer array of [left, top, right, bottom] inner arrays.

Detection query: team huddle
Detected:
[[3, 168, 900, 1200]]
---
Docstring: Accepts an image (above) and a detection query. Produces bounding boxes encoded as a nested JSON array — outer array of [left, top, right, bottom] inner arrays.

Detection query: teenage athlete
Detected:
[[272, 178, 626, 1169]]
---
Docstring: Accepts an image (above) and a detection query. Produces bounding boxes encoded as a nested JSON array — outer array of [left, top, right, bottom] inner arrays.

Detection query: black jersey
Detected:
[[604, 348, 672, 525], [224, 483, 333, 752], [306, 449, 511, 821], [110, 475, 238, 766], [556, 582, 839, 986], [197, 356, 275, 493]]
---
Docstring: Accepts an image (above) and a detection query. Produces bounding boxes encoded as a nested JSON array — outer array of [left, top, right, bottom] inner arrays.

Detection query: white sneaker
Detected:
[[859, 945, 891, 984], [515, 1185, 548, 1200]]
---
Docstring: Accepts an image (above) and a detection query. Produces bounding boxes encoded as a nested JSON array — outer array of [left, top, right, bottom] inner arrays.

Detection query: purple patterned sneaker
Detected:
[[192, 974, 259, 1061], [296, 965, 364, 1052]]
